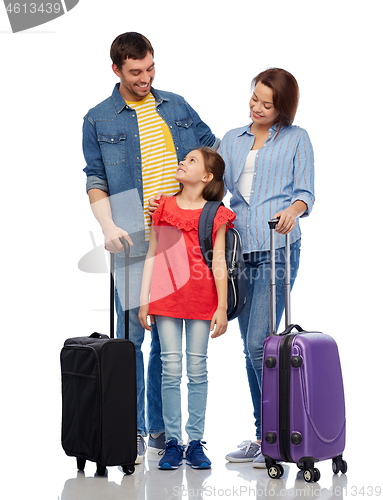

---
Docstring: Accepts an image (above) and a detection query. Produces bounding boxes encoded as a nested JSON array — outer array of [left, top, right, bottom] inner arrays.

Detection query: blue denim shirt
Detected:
[[83, 84, 220, 257]]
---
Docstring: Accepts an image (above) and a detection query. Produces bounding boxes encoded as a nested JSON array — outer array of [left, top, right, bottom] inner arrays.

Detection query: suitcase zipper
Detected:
[[279, 333, 296, 463]]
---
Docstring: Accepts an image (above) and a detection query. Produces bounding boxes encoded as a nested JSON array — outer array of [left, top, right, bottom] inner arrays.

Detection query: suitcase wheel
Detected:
[[303, 467, 320, 483], [76, 458, 86, 471], [122, 463, 135, 475], [332, 455, 347, 475], [96, 463, 107, 477], [267, 464, 284, 479]]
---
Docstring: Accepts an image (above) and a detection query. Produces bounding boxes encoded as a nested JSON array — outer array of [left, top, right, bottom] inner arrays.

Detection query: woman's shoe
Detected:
[[252, 448, 267, 469], [225, 440, 261, 462], [158, 439, 184, 470], [185, 440, 212, 469]]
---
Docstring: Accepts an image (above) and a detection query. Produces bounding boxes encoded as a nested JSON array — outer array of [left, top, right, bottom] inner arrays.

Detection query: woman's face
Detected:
[[249, 82, 279, 128]]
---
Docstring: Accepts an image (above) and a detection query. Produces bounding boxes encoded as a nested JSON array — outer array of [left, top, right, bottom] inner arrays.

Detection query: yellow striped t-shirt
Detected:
[[125, 93, 180, 240]]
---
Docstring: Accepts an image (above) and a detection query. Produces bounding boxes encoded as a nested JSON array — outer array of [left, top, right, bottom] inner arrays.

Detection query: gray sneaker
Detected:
[[252, 448, 267, 469], [148, 432, 166, 454], [135, 434, 147, 464], [225, 440, 261, 463]]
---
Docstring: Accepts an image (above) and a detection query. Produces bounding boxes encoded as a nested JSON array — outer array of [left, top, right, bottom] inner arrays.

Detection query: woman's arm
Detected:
[[273, 128, 315, 234], [138, 228, 157, 331], [210, 224, 228, 338]]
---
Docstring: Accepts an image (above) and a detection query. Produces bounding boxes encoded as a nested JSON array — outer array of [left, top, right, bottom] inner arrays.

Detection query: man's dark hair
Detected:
[[110, 32, 154, 70]]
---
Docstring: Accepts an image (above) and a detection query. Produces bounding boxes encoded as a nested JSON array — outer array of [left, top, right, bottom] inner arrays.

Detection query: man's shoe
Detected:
[[148, 432, 166, 454], [252, 448, 267, 469], [135, 434, 147, 465], [185, 440, 212, 469], [158, 439, 184, 470], [225, 440, 261, 463]]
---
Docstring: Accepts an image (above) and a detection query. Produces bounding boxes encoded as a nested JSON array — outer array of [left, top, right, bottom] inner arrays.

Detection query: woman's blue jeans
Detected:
[[238, 239, 301, 440], [155, 316, 211, 444]]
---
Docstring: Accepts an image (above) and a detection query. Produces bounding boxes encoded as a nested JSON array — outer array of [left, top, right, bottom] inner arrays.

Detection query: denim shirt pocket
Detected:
[[98, 133, 126, 166], [175, 117, 197, 151]]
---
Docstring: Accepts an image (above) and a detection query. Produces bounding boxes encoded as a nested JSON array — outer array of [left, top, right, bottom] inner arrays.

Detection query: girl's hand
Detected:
[[138, 304, 154, 331], [210, 308, 228, 338]]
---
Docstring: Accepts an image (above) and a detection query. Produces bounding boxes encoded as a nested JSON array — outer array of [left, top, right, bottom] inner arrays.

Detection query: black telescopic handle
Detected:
[[110, 238, 130, 340]]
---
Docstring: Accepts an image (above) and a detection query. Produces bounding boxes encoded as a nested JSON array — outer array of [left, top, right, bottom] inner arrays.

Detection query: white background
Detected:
[[1, 0, 382, 498]]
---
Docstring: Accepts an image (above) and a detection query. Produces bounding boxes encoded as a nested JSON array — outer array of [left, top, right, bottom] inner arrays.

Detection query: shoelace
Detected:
[[159, 442, 184, 456], [187, 440, 208, 456], [237, 440, 258, 455]]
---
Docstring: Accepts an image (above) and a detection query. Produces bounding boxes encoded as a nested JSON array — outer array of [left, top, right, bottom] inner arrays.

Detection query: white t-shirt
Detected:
[[237, 149, 258, 203]]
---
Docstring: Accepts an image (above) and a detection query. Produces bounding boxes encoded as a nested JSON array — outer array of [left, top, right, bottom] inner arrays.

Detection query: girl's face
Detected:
[[175, 150, 212, 185], [249, 82, 279, 128]]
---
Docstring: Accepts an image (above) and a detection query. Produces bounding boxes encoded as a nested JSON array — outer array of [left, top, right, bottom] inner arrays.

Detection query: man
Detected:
[[82, 32, 220, 464]]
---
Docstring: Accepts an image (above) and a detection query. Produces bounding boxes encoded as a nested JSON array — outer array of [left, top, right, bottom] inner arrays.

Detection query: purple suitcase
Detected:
[[261, 219, 347, 483]]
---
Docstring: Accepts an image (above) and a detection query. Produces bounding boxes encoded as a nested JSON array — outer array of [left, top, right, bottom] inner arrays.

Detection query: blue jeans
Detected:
[[115, 254, 164, 436], [155, 316, 210, 444], [237, 239, 301, 440]]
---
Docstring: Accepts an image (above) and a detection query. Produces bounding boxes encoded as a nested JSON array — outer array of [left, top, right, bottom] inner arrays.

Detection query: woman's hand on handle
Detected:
[[273, 200, 308, 235]]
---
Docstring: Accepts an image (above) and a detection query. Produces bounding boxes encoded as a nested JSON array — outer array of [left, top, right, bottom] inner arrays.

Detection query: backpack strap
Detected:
[[198, 201, 224, 271]]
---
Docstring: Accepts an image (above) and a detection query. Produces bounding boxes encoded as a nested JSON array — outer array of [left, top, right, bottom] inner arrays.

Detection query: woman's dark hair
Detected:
[[177, 147, 226, 201], [252, 68, 299, 135], [110, 32, 154, 70]]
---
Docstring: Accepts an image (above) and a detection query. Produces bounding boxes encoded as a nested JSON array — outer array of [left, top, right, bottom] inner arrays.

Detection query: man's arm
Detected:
[[88, 188, 133, 253]]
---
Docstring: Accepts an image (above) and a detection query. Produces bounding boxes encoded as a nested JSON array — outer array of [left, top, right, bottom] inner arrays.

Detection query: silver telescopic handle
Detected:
[[268, 219, 291, 335], [284, 231, 291, 329], [269, 219, 277, 336]]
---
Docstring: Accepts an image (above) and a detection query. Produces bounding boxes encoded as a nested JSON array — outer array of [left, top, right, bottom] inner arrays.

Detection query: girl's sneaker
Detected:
[[158, 439, 184, 470], [185, 440, 212, 469]]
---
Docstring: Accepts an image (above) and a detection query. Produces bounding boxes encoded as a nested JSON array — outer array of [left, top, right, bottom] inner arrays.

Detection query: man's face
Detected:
[[112, 52, 155, 102]]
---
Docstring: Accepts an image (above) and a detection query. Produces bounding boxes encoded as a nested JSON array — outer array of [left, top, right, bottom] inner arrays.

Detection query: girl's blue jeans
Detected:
[[237, 239, 301, 440], [155, 315, 211, 444]]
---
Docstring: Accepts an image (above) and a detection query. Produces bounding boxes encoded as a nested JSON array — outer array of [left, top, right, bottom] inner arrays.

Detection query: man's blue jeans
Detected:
[[155, 316, 210, 444], [115, 254, 164, 436], [237, 239, 301, 440]]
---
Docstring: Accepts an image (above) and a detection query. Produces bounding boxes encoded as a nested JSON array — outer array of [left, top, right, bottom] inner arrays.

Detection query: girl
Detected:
[[220, 68, 315, 467], [138, 147, 235, 470]]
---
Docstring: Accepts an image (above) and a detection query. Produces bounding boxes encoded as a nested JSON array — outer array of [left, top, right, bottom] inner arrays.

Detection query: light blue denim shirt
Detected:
[[219, 123, 315, 252], [83, 84, 220, 257]]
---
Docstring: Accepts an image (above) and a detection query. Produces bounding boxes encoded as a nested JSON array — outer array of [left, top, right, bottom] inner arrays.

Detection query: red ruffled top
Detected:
[[148, 196, 236, 320]]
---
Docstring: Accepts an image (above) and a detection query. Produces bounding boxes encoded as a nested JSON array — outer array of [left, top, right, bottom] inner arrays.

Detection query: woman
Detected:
[[220, 68, 315, 468]]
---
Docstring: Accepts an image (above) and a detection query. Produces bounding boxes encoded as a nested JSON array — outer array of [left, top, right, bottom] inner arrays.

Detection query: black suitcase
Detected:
[[61, 240, 137, 476]]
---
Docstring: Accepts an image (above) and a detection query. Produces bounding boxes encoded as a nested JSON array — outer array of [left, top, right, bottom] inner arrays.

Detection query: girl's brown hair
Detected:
[[252, 68, 299, 135], [177, 147, 225, 201]]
